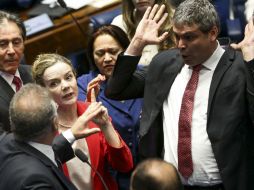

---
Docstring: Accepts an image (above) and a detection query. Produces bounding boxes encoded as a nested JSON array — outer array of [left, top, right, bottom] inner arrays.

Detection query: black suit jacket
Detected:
[[0, 133, 77, 190], [0, 65, 33, 132], [106, 48, 254, 190]]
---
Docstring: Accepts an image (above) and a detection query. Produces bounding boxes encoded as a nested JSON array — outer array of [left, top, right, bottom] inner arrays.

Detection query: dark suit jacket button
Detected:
[[128, 142, 133, 147]]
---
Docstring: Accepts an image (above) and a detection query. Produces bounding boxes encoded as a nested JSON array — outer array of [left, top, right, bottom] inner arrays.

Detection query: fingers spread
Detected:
[[153, 5, 166, 23], [148, 4, 159, 20], [157, 12, 168, 27], [142, 6, 152, 20], [158, 32, 169, 43]]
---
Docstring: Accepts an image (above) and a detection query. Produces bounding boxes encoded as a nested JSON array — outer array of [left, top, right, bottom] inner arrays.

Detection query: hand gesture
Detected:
[[231, 18, 254, 61], [92, 103, 111, 129], [126, 4, 169, 55], [71, 102, 105, 139], [86, 74, 106, 102], [90, 102, 122, 148]]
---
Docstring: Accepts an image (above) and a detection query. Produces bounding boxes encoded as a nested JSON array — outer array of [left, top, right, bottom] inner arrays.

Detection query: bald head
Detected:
[[130, 159, 183, 190], [9, 83, 57, 141]]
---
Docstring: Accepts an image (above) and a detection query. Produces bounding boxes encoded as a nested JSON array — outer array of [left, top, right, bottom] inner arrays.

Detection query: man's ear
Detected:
[[52, 116, 58, 132], [209, 25, 219, 42]]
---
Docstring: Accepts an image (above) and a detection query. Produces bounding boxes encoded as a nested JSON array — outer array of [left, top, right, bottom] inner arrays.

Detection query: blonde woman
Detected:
[[32, 53, 133, 190]]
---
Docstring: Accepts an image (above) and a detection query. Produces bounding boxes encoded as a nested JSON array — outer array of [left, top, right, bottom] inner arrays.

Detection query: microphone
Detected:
[[74, 148, 89, 162], [57, 0, 88, 38], [74, 149, 109, 190]]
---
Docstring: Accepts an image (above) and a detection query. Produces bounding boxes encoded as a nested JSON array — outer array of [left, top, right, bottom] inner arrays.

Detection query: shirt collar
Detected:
[[28, 141, 57, 166], [0, 70, 22, 86], [201, 41, 225, 71]]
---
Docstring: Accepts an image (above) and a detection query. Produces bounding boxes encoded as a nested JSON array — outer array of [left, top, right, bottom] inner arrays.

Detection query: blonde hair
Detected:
[[32, 53, 76, 86]]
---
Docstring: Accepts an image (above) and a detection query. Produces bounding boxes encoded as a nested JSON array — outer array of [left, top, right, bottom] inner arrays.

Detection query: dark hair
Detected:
[[173, 0, 220, 34], [87, 25, 130, 70], [10, 84, 57, 141], [0, 10, 26, 40]]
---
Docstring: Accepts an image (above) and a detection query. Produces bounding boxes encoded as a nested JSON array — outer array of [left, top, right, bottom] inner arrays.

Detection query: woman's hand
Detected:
[[126, 4, 169, 56], [71, 102, 105, 139], [91, 102, 122, 148], [86, 74, 106, 102], [231, 18, 254, 62]]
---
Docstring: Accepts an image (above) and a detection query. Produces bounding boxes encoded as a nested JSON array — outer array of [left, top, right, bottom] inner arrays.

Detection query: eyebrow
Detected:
[[0, 36, 23, 41], [44, 70, 73, 81], [173, 30, 197, 36], [94, 47, 121, 51]]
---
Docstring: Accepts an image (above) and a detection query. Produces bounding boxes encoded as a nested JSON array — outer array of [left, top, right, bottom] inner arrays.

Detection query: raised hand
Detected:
[[231, 18, 254, 61], [126, 4, 169, 55], [86, 74, 106, 102], [70, 102, 104, 139]]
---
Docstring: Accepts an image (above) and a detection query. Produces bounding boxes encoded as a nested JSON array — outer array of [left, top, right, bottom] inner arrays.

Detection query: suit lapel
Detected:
[[15, 141, 77, 190], [18, 65, 32, 84], [86, 132, 100, 178], [207, 48, 235, 118], [0, 65, 31, 102], [157, 62, 183, 103], [147, 60, 184, 126], [0, 76, 15, 103]]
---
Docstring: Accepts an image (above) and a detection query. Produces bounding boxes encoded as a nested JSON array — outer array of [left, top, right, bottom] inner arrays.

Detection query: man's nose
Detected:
[[177, 39, 186, 49], [7, 43, 15, 54]]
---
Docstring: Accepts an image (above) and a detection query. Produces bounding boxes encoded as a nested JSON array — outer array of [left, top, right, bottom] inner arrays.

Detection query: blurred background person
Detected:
[[32, 53, 133, 190], [77, 25, 143, 190], [245, 0, 254, 21], [0, 10, 32, 133], [130, 158, 183, 190], [111, 0, 175, 65], [0, 0, 36, 10]]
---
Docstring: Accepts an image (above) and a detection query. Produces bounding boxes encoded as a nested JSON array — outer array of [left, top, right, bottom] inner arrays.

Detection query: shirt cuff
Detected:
[[62, 129, 75, 145]]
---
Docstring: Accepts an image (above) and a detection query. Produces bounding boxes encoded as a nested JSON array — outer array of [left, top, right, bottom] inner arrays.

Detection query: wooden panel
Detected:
[[23, 0, 121, 65]]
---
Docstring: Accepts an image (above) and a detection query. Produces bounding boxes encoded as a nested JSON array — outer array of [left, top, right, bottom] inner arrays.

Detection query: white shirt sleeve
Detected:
[[62, 129, 75, 144]]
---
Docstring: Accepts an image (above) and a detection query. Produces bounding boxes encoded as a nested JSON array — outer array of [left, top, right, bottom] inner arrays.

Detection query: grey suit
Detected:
[[0, 65, 32, 132], [105, 47, 254, 190]]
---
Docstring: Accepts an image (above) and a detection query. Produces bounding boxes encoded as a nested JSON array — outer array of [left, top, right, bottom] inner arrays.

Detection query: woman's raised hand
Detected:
[[126, 4, 169, 55]]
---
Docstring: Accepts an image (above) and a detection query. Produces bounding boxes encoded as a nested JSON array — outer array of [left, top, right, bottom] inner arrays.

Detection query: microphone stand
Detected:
[[57, 0, 88, 38]]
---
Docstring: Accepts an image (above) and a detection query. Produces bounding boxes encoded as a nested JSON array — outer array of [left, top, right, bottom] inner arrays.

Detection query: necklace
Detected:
[[58, 123, 72, 128]]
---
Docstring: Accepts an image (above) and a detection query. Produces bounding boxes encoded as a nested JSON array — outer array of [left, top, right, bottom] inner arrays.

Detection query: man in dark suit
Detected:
[[0, 83, 101, 189], [0, 10, 33, 132], [105, 1, 254, 190]]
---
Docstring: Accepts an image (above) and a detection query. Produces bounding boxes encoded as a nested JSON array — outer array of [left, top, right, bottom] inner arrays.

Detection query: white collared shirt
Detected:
[[0, 70, 23, 92], [28, 129, 75, 167], [163, 43, 225, 186]]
